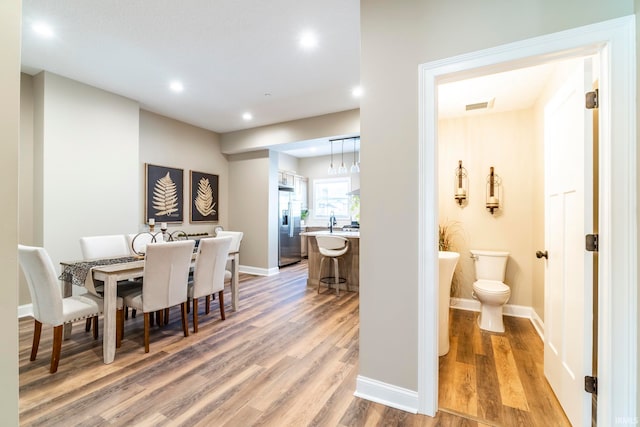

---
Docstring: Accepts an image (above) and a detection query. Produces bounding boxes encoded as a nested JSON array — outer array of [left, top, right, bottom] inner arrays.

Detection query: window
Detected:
[[313, 178, 351, 219]]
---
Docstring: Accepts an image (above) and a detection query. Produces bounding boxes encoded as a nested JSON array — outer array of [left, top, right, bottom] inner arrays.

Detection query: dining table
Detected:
[[59, 250, 240, 364]]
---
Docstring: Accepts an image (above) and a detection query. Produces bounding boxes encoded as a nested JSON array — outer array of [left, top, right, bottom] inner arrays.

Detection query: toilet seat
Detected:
[[473, 280, 510, 294]]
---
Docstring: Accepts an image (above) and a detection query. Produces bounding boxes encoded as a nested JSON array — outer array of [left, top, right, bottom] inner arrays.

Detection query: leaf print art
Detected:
[[152, 172, 179, 216], [194, 177, 216, 217]]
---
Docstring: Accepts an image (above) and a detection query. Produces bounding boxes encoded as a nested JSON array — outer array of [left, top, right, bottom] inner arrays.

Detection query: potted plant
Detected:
[[300, 209, 309, 226]]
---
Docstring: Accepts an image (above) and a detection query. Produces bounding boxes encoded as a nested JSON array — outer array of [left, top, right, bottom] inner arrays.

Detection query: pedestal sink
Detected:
[[439, 251, 460, 356]]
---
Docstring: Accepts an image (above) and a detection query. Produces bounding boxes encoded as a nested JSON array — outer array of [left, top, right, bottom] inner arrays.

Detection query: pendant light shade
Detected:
[[338, 139, 348, 174], [350, 137, 360, 173], [327, 139, 336, 175]]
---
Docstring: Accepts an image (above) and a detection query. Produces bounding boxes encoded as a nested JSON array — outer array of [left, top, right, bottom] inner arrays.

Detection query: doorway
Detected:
[[418, 16, 637, 424], [434, 55, 595, 426]]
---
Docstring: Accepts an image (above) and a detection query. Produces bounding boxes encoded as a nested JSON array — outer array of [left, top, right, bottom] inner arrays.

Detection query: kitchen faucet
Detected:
[[328, 211, 337, 233]]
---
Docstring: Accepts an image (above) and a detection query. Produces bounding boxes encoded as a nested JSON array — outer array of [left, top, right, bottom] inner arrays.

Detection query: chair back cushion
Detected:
[[215, 231, 243, 252], [18, 245, 64, 325], [316, 235, 348, 250], [316, 235, 349, 257], [142, 240, 195, 312], [80, 235, 129, 259], [192, 237, 232, 299]]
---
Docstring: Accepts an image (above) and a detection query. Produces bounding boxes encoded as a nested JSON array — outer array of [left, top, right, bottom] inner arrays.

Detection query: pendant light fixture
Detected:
[[350, 137, 360, 173], [338, 139, 348, 174], [327, 139, 336, 175]]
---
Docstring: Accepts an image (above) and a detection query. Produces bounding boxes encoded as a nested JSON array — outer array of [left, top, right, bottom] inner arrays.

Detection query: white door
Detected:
[[543, 57, 594, 426]]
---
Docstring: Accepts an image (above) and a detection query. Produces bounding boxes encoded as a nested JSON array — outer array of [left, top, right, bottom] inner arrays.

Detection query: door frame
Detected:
[[417, 15, 637, 424]]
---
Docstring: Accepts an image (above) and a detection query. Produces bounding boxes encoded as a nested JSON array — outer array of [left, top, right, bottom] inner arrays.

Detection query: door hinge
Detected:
[[585, 376, 598, 394], [585, 89, 599, 109], [585, 234, 599, 252]]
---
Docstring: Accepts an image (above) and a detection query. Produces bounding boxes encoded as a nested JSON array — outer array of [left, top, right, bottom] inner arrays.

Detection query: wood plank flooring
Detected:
[[20, 260, 560, 426], [439, 309, 571, 426]]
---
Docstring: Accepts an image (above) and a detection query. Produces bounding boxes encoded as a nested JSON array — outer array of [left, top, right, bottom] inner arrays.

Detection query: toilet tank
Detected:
[[470, 249, 509, 281]]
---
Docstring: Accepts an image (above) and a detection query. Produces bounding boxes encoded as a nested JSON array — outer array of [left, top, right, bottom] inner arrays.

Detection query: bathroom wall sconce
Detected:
[[454, 160, 468, 206], [486, 166, 502, 214]]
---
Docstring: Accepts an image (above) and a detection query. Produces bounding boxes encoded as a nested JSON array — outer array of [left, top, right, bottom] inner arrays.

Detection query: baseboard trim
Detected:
[[18, 304, 33, 319], [530, 309, 545, 340], [238, 265, 279, 276], [450, 297, 532, 318], [354, 375, 418, 414]]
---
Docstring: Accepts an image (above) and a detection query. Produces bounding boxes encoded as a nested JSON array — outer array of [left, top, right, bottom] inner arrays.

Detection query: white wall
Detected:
[[33, 72, 139, 272], [19, 74, 35, 305], [228, 150, 278, 274], [139, 109, 227, 235], [359, 0, 634, 397], [277, 152, 299, 173], [438, 109, 538, 307], [1, 0, 20, 423], [221, 109, 359, 154]]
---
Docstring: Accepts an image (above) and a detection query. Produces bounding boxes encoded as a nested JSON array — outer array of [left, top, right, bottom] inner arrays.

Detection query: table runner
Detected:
[[59, 256, 139, 289]]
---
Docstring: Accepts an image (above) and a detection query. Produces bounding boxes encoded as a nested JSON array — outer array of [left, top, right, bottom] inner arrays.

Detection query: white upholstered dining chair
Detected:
[[18, 244, 124, 373], [122, 240, 195, 352], [80, 234, 142, 323], [80, 234, 129, 260], [188, 236, 232, 332], [215, 230, 243, 284]]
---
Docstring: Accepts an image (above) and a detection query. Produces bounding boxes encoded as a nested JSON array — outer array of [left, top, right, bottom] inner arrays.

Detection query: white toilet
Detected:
[[470, 249, 510, 333]]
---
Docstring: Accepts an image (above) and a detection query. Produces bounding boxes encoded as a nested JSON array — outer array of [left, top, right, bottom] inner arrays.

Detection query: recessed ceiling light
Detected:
[[299, 31, 318, 49], [169, 81, 184, 93], [352, 86, 363, 98], [32, 22, 54, 38], [242, 112, 253, 121]]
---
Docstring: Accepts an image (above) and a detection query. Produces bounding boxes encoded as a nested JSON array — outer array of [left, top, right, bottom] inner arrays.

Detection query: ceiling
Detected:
[[21, 0, 361, 134], [20, 1, 557, 158]]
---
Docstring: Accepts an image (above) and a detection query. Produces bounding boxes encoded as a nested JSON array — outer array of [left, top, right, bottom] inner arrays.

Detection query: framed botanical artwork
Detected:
[[145, 163, 184, 223], [190, 170, 219, 222]]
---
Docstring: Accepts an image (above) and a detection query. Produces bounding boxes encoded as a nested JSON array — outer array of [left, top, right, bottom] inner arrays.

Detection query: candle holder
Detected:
[[148, 218, 155, 232], [130, 231, 159, 257], [485, 166, 502, 214], [168, 230, 188, 241], [454, 160, 468, 206]]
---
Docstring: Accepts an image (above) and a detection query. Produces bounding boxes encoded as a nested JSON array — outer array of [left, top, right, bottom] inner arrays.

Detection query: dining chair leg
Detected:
[[85, 318, 91, 332], [164, 308, 170, 325], [218, 290, 226, 320], [155, 310, 162, 327], [205, 295, 211, 314], [116, 308, 124, 348], [30, 319, 42, 361], [124, 306, 129, 320], [51, 325, 64, 374], [144, 313, 150, 353], [181, 302, 189, 337], [192, 297, 199, 333], [92, 316, 99, 340]]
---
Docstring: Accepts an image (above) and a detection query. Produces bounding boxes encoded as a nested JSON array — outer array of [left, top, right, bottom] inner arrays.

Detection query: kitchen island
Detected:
[[301, 230, 360, 291]]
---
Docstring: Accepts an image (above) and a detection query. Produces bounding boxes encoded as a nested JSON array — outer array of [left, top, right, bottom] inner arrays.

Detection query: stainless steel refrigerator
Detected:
[[278, 186, 302, 267]]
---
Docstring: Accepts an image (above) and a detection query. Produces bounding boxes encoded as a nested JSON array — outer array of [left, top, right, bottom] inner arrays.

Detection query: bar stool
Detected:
[[316, 235, 350, 296]]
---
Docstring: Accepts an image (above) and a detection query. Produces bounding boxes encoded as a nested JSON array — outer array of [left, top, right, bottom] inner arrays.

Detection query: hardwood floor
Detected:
[[20, 261, 557, 426], [439, 309, 571, 426]]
